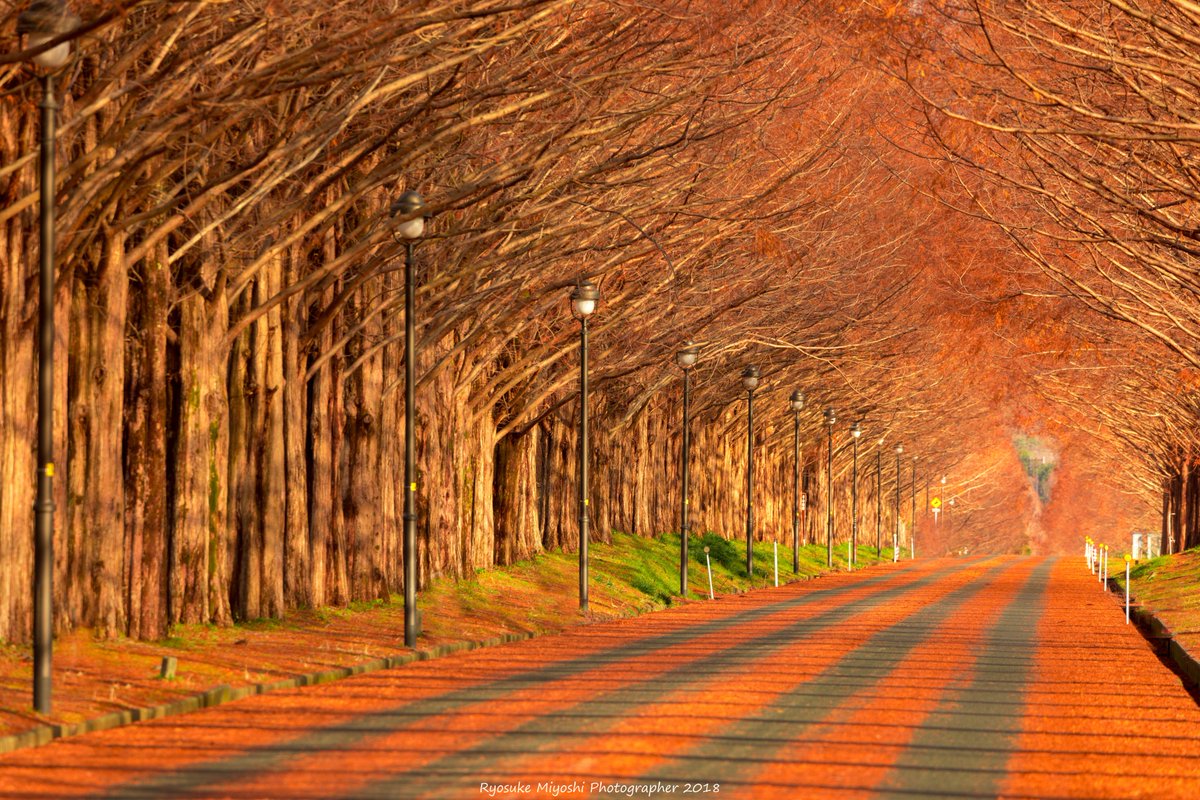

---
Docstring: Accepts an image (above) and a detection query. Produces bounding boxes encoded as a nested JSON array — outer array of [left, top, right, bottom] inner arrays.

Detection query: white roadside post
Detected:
[[1087, 537, 1094, 573], [1086, 537, 1092, 570], [704, 546, 714, 600], [1124, 553, 1131, 625], [1103, 545, 1109, 583], [773, 541, 779, 587]]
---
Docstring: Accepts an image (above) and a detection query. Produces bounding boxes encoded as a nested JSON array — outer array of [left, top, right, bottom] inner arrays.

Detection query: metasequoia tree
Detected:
[[0, 0, 1037, 643], [891, 0, 1197, 551]]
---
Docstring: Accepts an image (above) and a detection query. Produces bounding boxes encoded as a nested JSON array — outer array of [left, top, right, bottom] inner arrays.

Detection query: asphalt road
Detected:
[[3, 555, 1198, 799]]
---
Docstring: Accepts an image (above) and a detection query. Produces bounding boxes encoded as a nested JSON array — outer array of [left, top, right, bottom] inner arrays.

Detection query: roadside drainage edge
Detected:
[[1111, 579, 1200, 693]]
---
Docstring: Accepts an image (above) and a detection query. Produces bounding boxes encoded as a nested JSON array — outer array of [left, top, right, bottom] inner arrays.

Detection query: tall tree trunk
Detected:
[[493, 431, 539, 565], [283, 247, 310, 607], [172, 278, 230, 626], [228, 287, 261, 620], [0, 213, 35, 642], [307, 324, 332, 608], [82, 230, 127, 638], [344, 279, 384, 601], [259, 253, 286, 617], [126, 244, 169, 639]]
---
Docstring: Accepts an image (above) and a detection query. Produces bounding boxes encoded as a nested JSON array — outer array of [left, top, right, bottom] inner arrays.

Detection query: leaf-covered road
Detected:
[[2, 556, 1198, 799]]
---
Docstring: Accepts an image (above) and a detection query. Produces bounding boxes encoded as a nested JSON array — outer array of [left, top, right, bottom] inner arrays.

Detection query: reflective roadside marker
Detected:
[[773, 541, 779, 587], [892, 534, 898, 563], [704, 546, 714, 600], [1125, 553, 1132, 625]]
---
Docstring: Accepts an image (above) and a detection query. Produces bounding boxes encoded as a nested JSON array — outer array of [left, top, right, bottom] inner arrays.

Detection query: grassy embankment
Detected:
[[1109, 546, 1200, 655], [421, 531, 898, 640]]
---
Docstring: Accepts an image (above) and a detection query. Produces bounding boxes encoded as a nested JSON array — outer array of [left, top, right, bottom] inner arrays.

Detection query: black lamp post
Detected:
[[19, 0, 78, 716], [875, 441, 883, 555], [824, 407, 836, 568], [742, 365, 760, 579], [790, 390, 804, 573], [894, 444, 903, 558], [391, 189, 428, 648], [571, 278, 600, 611], [850, 421, 862, 568], [676, 342, 698, 596], [911, 455, 919, 559]]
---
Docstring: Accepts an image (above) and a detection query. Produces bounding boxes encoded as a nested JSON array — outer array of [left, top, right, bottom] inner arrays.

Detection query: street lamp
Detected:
[[911, 455, 919, 560], [19, 0, 79, 716], [894, 444, 903, 560], [676, 342, 698, 596], [742, 365, 760, 579], [571, 278, 600, 611], [850, 421, 862, 568], [824, 407, 836, 568], [925, 473, 930, 519], [875, 441, 883, 555], [790, 390, 804, 573], [391, 189, 429, 648]]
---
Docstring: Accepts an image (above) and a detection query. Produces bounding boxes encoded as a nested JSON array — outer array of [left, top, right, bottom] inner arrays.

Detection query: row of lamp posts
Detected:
[[16, 0, 936, 710], [673, 352, 922, 591]]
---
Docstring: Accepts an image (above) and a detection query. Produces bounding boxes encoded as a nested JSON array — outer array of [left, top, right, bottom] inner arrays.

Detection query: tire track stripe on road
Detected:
[[321, 559, 1010, 799], [621, 557, 1035, 792], [5, 568, 937, 797], [744, 557, 1042, 799], [997, 559, 1200, 800], [400, 559, 1023, 800], [84, 559, 968, 799], [868, 557, 1055, 799]]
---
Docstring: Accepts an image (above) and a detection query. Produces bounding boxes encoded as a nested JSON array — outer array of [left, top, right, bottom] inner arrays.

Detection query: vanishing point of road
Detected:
[[2, 556, 1198, 799]]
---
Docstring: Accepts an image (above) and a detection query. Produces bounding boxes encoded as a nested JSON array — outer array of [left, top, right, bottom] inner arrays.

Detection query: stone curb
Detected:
[[0, 631, 542, 756], [0, 558, 883, 757], [1108, 578, 1200, 691]]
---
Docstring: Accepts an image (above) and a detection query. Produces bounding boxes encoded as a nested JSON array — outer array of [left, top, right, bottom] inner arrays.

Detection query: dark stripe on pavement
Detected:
[[350, 559, 1005, 798], [872, 557, 1053, 799], [621, 557, 1040, 792], [102, 560, 967, 799]]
